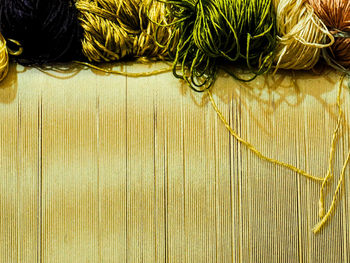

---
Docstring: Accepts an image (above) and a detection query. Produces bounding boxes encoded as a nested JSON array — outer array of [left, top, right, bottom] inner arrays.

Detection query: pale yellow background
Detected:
[[0, 62, 349, 262]]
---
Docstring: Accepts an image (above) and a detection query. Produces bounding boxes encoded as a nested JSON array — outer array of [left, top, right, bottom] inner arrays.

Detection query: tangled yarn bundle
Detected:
[[0, 0, 82, 65], [308, 0, 350, 70], [0, 0, 348, 78], [76, 0, 174, 62], [156, 0, 277, 91], [273, 0, 334, 71]]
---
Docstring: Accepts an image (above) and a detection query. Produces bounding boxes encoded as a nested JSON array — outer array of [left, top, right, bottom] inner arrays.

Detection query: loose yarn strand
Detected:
[[207, 90, 324, 183], [318, 78, 343, 218], [208, 73, 350, 233], [6, 39, 23, 56], [313, 74, 350, 233], [313, 151, 350, 233], [74, 60, 175, 77]]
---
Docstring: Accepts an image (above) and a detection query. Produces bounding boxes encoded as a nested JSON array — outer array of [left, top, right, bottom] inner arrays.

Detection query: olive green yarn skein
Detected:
[[153, 0, 277, 91]]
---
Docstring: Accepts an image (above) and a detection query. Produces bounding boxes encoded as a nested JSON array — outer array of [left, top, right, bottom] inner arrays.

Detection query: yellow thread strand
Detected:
[[312, 151, 350, 234], [74, 60, 174, 77], [6, 39, 23, 56], [313, 151, 350, 233], [313, 74, 350, 234], [0, 33, 9, 82], [209, 74, 350, 233], [318, 75, 345, 218], [273, 0, 334, 71], [208, 90, 324, 182]]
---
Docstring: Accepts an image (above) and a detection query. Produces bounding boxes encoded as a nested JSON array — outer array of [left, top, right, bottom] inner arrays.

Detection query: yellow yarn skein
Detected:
[[76, 0, 174, 62], [0, 33, 9, 82], [273, 0, 334, 71]]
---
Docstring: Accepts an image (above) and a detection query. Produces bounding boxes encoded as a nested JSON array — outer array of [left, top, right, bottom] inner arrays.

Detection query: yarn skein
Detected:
[[0, 0, 83, 65], [0, 33, 9, 82], [76, 0, 173, 62], [154, 0, 277, 91], [308, 0, 350, 70], [0, 35, 23, 82], [273, 0, 334, 71]]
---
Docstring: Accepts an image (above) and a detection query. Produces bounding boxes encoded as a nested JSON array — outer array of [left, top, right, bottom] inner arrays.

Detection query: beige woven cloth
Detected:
[[0, 62, 349, 262]]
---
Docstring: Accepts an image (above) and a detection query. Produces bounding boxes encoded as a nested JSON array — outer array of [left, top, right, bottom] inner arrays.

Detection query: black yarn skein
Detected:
[[0, 0, 83, 64]]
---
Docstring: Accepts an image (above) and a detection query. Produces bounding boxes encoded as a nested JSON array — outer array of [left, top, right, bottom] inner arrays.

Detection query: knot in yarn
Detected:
[[308, 0, 350, 69], [273, 0, 334, 71], [0, 0, 83, 65], [161, 0, 277, 91], [76, 0, 172, 62]]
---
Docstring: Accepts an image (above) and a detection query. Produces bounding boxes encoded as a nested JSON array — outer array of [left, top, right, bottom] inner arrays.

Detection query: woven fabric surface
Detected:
[[0, 62, 349, 262]]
